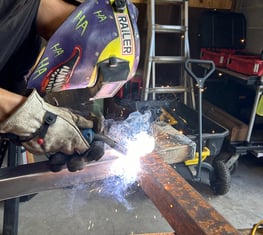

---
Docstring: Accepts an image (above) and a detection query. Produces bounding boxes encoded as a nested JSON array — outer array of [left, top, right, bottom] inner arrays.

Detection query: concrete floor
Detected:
[[0, 154, 263, 235]]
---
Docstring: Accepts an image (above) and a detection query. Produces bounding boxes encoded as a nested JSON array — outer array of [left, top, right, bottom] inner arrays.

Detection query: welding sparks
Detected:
[[61, 110, 155, 212], [110, 131, 155, 182], [99, 131, 155, 209], [98, 111, 155, 208], [105, 111, 155, 182]]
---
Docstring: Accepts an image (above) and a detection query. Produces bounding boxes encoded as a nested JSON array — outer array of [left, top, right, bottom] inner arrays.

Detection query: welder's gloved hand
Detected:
[[0, 89, 92, 157], [49, 140, 105, 172], [84, 112, 104, 134]]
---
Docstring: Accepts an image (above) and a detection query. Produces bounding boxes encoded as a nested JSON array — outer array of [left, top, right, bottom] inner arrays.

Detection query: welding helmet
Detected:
[[27, 0, 140, 100]]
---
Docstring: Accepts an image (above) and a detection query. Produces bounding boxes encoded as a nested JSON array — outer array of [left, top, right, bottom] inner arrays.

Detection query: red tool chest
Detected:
[[200, 48, 237, 68], [226, 54, 263, 76]]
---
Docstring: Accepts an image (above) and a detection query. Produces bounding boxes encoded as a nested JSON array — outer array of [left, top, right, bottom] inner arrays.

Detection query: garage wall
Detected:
[[236, 0, 263, 54]]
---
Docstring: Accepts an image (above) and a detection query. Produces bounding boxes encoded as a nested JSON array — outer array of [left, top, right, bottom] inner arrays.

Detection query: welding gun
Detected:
[[81, 129, 127, 155], [48, 129, 127, 172]]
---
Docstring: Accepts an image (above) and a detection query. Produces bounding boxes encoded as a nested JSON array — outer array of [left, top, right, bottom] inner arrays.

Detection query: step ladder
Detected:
[[142, 0, 195, 107]]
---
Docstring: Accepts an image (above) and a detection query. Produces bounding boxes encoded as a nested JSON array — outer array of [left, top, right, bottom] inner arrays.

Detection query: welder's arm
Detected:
[[0, 88, 27, 123], [0, 88, 103, 171]]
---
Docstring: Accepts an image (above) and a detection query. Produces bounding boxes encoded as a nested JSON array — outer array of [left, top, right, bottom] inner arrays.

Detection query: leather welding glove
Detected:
[[48, 138, 105, 172], [0, 89, 93, 157], [63, 140, 105, 172]]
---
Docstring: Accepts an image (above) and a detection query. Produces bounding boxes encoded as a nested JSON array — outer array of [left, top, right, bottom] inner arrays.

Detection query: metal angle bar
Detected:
[[147, 86, 186, 93], [0, 158, 118, 201], [154, 24, 186, 33], [150, 56, 186, 63]]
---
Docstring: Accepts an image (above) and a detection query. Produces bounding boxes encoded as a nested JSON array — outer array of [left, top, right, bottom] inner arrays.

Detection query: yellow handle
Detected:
[[256, 95, 263, 116]]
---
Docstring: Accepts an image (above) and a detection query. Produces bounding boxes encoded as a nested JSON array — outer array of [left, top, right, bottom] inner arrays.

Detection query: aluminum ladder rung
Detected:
[[154, 24, 186, 33], [147, 86, 187, 94], [155, 0, 185, 3], [150, 56, 186, 64]]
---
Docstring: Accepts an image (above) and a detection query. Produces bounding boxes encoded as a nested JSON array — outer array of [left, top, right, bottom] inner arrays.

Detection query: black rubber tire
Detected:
[[216, 151, 239, 175], [210, 160, 231, 195]]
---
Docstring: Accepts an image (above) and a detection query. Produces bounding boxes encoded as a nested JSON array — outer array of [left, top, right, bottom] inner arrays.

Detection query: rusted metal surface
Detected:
[[0, 153, 241, 235], [138, 153, 241, 235]]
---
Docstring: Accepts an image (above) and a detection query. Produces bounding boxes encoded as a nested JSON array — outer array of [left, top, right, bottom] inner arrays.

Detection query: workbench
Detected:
[[0, 148, 242, 235]]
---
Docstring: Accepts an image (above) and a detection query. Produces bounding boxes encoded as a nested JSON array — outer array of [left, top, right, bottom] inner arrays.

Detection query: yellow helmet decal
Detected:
[[87, 6, 135, 87]]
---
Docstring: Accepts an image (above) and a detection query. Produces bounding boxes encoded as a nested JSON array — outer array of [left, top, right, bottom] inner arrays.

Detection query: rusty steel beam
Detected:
[[138, 153, 240, 235]]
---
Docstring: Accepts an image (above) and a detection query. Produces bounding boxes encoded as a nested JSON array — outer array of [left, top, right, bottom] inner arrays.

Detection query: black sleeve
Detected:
[[0, 0, 41, 93], [0, 0, 41, 71]]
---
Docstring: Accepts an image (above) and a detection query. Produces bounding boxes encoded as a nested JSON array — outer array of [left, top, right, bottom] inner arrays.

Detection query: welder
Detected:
[[0, 0, 140, 171]]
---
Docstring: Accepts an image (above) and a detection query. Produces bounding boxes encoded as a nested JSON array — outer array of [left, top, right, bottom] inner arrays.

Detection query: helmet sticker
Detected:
[[41, 46, 81, 92], [116, 14, 134, 56], [73, 10, 89, 36]]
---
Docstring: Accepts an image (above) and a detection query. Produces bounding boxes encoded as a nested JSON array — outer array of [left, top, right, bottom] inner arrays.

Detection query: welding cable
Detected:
[[93, 133, 127, 155], [251, 219, 263, 235]]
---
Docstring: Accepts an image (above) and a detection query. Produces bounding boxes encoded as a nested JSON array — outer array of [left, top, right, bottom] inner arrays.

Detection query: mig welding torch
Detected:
[[81, 128, 127, 155], [47, 128, 128, 172], [0, 123, 127, 173]]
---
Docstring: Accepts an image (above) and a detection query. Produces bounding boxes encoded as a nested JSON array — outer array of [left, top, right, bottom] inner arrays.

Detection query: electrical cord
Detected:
[[251, 219, 263, 235]]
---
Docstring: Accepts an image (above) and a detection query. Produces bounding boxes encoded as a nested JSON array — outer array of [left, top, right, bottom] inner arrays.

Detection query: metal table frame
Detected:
[[1, 141, 21, 235]]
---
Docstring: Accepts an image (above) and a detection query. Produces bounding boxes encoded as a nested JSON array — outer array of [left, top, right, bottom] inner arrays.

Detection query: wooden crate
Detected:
[[203, 100, 248, 142]]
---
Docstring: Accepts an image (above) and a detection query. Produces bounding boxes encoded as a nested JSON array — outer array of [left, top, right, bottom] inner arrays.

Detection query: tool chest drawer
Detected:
[[226, 54, 263, 76], [200, 48, 237, 68]]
